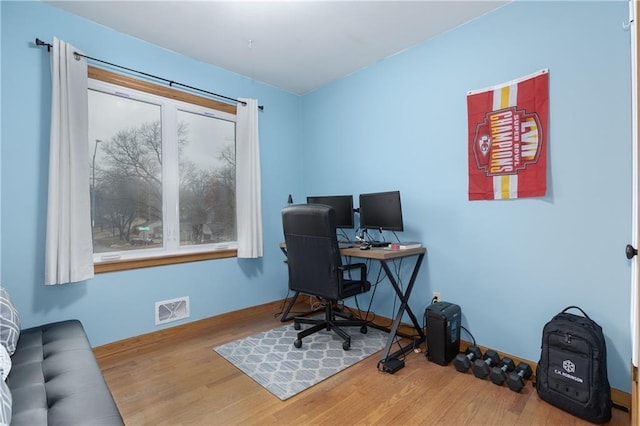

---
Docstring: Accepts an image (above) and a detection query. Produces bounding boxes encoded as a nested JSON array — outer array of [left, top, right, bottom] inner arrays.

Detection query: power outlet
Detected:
[[432, 291, 441, 303]]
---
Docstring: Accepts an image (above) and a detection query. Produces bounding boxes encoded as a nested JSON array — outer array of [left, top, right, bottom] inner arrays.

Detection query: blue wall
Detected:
[[0, 0, 634, 394], [301, 1, 632, 392], [0, 1, 300, 344]]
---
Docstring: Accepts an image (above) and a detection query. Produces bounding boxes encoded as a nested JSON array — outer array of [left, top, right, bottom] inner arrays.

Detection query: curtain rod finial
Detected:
[[35, 37, 52, 51]]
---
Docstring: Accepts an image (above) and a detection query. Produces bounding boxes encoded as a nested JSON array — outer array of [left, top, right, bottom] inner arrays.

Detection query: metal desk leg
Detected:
[[377, 252, 426, 367]]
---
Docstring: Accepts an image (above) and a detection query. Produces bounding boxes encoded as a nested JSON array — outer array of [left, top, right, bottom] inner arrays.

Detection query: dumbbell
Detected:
[[489, 357, 515, 385], [506, 362, 533, 392], [453, 346, 482, 373], [471, 349, 500, 379]]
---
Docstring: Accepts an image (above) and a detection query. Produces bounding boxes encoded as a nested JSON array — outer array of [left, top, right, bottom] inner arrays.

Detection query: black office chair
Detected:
[[282, 204, 371, 350]]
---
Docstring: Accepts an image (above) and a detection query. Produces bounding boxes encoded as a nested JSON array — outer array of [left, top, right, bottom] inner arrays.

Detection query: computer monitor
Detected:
[[306, 195, 355, 229], [358, 190, 404, 232]]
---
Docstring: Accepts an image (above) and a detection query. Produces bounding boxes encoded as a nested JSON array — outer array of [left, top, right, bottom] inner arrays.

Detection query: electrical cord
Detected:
[[274, 291, 320, 319], [392, 257, 404, 290], [391, 231, 402, 243], [361, 257, 411, 331], [273, 289, 294, 318], [393, 334, 407, 362], [360, 263, 380, 325], [461, 325, 476, 347]]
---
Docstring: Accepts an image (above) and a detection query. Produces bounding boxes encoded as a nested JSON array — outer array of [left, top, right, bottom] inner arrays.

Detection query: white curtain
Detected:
[[44, 37, 94, 285], [236, 98, 263, 258]]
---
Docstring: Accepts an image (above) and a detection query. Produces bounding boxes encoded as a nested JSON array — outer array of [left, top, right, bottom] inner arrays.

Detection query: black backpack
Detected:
[[536, 306, 612, 423]]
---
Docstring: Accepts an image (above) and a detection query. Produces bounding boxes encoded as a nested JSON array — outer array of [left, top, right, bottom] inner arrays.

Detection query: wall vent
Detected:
[[155, 296, 190, 325]]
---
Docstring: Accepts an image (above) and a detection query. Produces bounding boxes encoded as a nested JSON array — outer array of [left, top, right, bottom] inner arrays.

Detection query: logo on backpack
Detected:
[[553, 359, 583, 383], [563, 360, 575, 373]]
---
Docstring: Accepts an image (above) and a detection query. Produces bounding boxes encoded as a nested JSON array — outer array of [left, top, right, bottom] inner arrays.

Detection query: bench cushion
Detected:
[[6, 320, 123, 426]]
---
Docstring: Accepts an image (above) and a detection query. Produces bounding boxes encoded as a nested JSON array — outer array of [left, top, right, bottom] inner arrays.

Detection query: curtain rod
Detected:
[[35, 38, 264, 111]]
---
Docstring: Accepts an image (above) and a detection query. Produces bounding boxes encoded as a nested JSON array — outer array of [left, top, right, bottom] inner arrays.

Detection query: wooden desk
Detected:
[[279, 242, 424, 260], [279, 243, 426, 370], [340, 245, 425, 260]]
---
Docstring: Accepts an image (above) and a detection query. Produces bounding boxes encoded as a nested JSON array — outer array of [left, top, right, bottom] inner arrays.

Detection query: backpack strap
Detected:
[[561, 305, 592, 321]]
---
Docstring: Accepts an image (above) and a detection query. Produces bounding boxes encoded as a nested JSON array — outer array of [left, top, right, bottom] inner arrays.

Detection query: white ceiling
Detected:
[[46, 1, 509, 95]]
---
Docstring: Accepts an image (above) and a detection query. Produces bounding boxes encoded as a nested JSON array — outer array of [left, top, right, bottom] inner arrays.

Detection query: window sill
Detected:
[[94, 249, 237, 273]]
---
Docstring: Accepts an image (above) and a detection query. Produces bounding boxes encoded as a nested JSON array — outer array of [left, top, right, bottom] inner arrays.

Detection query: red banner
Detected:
[[467, 69, 549, 200]]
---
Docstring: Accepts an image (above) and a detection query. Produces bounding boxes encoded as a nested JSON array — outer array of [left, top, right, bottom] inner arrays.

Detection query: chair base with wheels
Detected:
[[293, 302, 368, 351]]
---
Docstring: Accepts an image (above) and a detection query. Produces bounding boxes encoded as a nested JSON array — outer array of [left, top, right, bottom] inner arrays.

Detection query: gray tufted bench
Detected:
[[6, 320, 123, 425]]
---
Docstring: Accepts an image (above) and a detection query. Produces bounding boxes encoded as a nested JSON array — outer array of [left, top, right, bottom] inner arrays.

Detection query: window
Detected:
[[177, 109, 236, 246], [88, 68, 237, 272]]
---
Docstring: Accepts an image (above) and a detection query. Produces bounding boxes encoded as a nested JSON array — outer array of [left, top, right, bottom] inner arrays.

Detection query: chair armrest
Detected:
[[338, 263, 367, 280], [337, 263, 370, 296], [339, 262, 366, 272]]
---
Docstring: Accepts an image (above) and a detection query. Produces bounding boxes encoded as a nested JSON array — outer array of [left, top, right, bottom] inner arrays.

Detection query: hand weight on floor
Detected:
[[471, 349, 500, 379], [453, 346, 482, 373], [489, 357, 515, 385], [506, 362, 533, 392]]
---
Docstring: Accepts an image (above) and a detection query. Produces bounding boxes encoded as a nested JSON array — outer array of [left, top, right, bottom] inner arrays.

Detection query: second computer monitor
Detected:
[[306, 195, 355, 229], [359, 190, 404, 232]]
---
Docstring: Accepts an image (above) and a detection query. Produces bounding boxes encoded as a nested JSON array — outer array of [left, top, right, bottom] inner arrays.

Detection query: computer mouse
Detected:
[[359, 245, 370, 250]]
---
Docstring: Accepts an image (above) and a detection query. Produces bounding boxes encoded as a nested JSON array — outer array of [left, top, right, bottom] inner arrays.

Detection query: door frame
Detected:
[[632, 1, 639, 423]]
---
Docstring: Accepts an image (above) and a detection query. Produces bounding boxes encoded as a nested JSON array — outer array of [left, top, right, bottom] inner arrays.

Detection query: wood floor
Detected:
[[94, 300, 630, 425]]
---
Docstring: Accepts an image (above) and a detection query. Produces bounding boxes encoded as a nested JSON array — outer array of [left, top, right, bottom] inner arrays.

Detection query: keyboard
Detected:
[[338, 242, 354, 249], [368, 241, 389, 247]]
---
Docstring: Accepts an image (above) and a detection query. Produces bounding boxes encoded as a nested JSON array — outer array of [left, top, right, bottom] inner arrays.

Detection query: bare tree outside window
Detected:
[[89, 88, 236, 256], [178, 110, 236, 246], [89, 91, 163, 253]]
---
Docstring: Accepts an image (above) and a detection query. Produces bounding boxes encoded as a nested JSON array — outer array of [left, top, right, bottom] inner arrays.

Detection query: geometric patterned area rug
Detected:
[[214, 321, 389, 400]]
